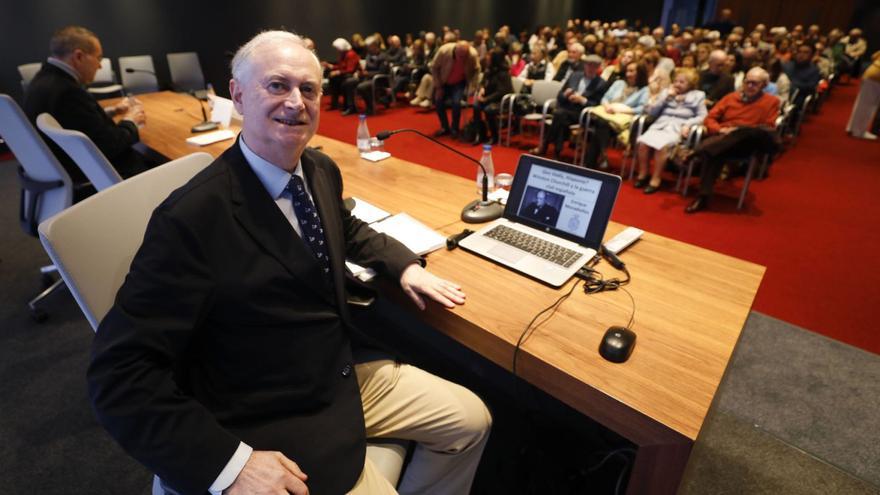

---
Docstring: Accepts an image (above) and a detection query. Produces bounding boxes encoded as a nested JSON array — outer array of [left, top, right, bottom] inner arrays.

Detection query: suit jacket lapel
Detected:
[[226, 141, 336, 306]]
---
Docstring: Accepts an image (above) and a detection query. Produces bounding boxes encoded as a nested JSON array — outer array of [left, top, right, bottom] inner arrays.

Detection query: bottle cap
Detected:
[[482, 144, 492, 151], [359, 114, 366, 120]]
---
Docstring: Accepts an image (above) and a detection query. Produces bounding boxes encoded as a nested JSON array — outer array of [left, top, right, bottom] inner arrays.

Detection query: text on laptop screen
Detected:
[[515, 164, 602, 238]]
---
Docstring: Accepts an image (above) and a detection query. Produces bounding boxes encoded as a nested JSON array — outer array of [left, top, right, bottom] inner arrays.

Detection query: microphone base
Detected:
[[461, 200, 504, 224], [191, 121, 219, 133]]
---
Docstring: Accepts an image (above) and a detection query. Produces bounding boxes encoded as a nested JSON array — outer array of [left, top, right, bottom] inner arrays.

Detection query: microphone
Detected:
[[377, 128, 504, 224], [125, 68, 217, 133]]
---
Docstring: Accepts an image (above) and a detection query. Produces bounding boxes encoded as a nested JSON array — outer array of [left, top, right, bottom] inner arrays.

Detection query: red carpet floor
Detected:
[[317, 85, 880, 355]]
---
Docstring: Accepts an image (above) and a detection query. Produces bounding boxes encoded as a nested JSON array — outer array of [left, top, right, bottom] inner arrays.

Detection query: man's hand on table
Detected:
[[400, 264, 466, 310]]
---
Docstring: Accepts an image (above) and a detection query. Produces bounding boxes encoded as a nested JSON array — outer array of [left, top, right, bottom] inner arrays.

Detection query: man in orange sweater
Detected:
[[686, 66, 780, 213]]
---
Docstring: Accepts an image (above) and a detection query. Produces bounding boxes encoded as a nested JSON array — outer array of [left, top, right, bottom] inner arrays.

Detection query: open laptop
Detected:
[[459, 154, 620, 287]]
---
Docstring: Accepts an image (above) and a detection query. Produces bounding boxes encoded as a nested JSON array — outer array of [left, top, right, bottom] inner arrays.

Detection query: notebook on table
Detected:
[[458, 154, 620, 287]]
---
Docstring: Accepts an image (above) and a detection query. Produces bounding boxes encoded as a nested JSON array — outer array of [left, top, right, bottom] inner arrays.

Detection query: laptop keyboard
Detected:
[[484, 225, 582, 267]]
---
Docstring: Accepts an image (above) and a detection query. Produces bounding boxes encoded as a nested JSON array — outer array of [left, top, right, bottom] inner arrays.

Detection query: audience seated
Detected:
[[685, 67, 780, 213], [472, 48, 514, 144], [324, 38, 360, 111], [784, 43, 821, 106], [531, 54, 607, 160], [518, 45, 556, 89], [313, 16, 861, 210], [584, 61, 649, 168], [636, 67, 707, 194], [553, 41, 585, 81], [344, 36, 390, 115], [698, 49, 735, 107]]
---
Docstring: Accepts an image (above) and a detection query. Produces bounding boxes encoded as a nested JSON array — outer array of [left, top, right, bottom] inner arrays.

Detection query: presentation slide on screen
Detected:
[[519, 164, 601, 238]]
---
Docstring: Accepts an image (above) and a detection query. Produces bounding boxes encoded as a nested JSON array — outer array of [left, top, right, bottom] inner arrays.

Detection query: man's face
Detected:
[[567, 46, 581, 63], [536, 191, 546, 206], [742, 73, 765, 99], [795, 46, 812, 63], [230, 42, 321, 169], [708, 56, 724, 74], [73, 38, 103, 85], [583, 61, 599, 78]]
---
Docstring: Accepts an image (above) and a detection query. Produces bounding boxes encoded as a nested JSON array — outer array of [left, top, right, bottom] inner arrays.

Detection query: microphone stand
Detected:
[[377, 128, 504, 224], [124, 68, 217, 133]]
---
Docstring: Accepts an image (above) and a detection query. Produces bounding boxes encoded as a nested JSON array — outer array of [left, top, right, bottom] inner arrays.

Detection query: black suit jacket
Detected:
[[556, 71, 608, 112], [23, 63, 141, 182], [87, 141, 420, 495]]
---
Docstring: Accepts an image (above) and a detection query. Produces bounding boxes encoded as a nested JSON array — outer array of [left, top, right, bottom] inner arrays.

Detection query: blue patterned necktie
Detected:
[[287, 174, 331, 278]]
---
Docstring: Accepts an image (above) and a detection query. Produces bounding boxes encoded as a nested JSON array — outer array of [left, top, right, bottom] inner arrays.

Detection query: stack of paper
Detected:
[[349, 197, 391, 224], [371, 212, 446, 256]]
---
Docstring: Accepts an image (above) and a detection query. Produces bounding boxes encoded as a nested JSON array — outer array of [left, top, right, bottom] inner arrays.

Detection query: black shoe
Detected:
[[450, 130, 460, 140], [633, 177, 649, 188], [529, 146, 545, 155], [434, 129, 450, 137], [643, 182, 660, 194], [685, 195, 709, 213]]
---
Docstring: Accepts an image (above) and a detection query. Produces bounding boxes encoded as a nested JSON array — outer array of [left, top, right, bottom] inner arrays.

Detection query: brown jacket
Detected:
[[431, 42, 481, 92]]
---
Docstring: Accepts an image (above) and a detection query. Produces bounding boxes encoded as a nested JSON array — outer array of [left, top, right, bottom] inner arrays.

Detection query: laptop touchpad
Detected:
[[488, 243, 528, 263]]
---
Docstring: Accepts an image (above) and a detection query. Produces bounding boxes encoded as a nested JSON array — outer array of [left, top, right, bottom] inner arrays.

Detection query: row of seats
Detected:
[[17, 51, 207, 96], [487, 72, 828, 211]]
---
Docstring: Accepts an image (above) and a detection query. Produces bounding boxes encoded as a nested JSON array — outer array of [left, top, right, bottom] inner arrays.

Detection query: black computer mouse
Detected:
[[599, 326, 636, 363]]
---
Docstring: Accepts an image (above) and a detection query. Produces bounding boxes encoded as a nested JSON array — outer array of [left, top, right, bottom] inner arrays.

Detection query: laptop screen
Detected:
[[505, 154, 620, 249]]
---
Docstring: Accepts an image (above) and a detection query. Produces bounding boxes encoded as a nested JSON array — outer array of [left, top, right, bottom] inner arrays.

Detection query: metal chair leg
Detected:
[[738, 156, 757, 210], [27, 277, 66, 322]]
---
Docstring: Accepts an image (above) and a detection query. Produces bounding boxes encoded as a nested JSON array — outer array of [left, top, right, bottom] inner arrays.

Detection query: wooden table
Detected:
[[126, 91, 766, 494]]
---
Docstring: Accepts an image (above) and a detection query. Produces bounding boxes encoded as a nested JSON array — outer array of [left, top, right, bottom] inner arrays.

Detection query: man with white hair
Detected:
[[88, 31, 491, 495], [552, 41, 585, 81], [698, 49, 735, 107], [685, 67, 780, 213]]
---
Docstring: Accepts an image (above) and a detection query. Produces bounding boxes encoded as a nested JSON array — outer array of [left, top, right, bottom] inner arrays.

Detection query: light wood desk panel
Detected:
[[126, 92, 765, 494]]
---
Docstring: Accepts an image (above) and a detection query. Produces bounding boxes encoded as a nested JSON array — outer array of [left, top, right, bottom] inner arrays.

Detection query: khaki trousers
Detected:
[[347, 360, 492, 495]]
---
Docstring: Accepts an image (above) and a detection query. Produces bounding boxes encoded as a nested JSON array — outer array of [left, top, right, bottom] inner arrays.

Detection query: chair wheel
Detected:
[[30, 308, 48, 322]]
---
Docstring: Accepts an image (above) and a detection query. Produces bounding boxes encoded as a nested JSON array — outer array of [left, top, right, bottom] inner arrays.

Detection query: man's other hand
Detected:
[[225, 451, 309, 495], [400, 264, 466, 310]]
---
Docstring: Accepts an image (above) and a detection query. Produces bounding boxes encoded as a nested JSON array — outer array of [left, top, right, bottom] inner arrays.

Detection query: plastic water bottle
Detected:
[[477, 144, 495, 195], [356, 114, 371, 153]]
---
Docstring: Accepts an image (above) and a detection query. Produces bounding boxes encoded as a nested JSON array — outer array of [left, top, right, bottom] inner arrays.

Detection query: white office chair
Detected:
[[36, 149, 410, 492], [0, 94, 73, 320], [507, 79, 562, 147], [167, 52, 206, 93], [37, 151, 213, 329], [18, 62, 42, 93], [87, 58, 124, 98], [119, 55, 159, 94], [36, 113, 122, 191]]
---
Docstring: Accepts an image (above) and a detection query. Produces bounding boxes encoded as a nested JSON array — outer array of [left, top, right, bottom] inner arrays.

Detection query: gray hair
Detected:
[[746, 66, 770, 83], [231, 30, 320, 82], [708, 49, 728, 63], [50, 26, 98, 58]]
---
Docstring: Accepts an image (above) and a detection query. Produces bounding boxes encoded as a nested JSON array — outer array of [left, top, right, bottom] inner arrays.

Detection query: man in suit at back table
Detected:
[[23, 26, 154, 184], [87, 30, 491, 495]]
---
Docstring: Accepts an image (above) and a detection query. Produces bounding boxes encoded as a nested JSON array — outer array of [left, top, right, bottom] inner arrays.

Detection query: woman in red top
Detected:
[[323, 38, 361, 111]]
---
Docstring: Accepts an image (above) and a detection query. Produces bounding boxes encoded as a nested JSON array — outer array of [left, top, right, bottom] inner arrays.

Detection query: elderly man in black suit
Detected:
[[87, 31, 491, 495], [532, 54, 608, 161], [23, 26, 152, 183]]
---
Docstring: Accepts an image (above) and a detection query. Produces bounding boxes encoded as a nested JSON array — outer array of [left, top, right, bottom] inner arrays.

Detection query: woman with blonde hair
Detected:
[[635, 67, 707, 193]]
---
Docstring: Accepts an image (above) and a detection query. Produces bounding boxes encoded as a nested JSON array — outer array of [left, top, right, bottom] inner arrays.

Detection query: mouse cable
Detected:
[[579, 262, 636, 330], [511, 279, 582, 380]]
